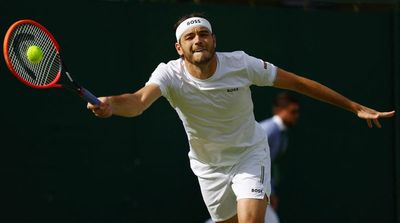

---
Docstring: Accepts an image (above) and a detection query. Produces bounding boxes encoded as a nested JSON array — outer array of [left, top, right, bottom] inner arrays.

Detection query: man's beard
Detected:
[[184, 47, 216, 66]]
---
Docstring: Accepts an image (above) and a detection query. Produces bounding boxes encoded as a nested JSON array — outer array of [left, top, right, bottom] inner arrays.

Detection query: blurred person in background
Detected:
[[259, 92, 300, 223]]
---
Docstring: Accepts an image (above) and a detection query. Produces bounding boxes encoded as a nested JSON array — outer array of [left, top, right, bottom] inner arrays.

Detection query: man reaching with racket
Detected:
[[87, 13, 395, 223]]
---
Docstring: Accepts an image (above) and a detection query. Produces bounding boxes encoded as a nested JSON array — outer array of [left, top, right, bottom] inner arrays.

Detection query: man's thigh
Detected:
[[237, 196, 269, 223], [191, 159, 237, 222], [194, 144, 271, 222], [232, 145, 271, 223], [216, 215, 238, 223]]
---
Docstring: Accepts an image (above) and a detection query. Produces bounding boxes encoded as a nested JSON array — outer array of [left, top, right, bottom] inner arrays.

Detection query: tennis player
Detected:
[[87, 13, 395, 223]]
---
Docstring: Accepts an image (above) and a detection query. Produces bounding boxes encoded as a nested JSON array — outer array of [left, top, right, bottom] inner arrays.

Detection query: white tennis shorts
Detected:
[[190, 145, 271, 222]]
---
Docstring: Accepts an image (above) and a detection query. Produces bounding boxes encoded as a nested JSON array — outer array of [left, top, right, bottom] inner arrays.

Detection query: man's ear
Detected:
[[175, 42, 183, 57]]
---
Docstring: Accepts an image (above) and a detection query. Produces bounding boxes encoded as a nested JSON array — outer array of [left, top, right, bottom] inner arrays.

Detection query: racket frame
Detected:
[[3, 19, 62, 89], [3, 19, 100, 105]]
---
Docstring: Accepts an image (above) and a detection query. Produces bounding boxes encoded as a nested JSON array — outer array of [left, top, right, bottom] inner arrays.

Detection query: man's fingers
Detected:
[[367, 119, 372, 128], [99, 102, 109, 110], [378, 111, 395, 118], [87, 102, 99, 110], [87, 102, 108, 110], [373, 119, 382, 128], [86, 97, 112, 118]]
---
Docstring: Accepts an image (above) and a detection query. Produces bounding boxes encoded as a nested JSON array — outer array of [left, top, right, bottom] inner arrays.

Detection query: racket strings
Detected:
[[6, 23, 61, 86]]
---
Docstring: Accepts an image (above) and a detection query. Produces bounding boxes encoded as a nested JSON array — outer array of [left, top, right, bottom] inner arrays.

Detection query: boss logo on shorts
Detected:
[[227, 88, 239, 93], [251, 188, 263, 193], [187, 19, 202, 26]]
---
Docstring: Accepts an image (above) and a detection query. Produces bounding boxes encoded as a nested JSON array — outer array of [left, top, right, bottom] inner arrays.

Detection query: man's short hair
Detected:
[[273, 92, 299, 108]]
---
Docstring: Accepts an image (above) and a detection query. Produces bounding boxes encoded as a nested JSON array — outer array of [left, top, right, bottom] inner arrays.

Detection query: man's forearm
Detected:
[[294, 75, 360, 113], [108, 93, 145, 117], [274, 68, 361, 114]]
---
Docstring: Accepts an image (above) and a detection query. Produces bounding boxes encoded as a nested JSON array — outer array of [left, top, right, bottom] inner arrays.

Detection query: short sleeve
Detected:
[[146, 63, 171, 99], [245, 53, 277, 86]]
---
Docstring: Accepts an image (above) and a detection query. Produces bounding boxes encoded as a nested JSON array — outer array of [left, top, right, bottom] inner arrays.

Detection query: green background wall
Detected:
[[0, 1, 397, 223]]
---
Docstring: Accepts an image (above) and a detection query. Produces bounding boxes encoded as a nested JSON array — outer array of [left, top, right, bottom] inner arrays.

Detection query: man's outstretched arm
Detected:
[[273, 68, 395, 128], [87, 84, 162, 118]]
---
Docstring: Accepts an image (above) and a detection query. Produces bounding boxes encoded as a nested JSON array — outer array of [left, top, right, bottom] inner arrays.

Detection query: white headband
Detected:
[[175, 17, 212, 42]]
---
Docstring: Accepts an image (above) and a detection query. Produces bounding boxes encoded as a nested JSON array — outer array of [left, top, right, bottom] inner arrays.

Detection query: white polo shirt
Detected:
[[146, 51, 277, 166]]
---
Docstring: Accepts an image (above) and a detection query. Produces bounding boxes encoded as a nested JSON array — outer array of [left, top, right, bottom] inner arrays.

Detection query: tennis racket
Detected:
[[3, 19, 100, 105]]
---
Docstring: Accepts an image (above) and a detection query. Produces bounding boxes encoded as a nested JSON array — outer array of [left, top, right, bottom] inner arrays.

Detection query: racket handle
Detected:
[[80, 87, 101, 106]]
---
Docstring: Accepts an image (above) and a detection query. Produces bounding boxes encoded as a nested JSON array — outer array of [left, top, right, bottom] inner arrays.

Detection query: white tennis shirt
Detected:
[[146, 51, 277, 166]]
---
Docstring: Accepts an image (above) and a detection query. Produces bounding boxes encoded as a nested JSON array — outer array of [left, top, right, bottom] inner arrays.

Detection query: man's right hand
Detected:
[[87, 97, 113, 118]]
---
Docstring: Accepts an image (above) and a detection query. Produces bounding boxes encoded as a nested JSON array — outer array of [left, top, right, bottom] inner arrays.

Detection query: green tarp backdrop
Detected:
[[0, 1, 398, 223]]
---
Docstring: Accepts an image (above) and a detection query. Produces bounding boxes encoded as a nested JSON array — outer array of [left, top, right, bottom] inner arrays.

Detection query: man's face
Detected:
[[276, 103, 300, 127], [175, 26, 216, 65]]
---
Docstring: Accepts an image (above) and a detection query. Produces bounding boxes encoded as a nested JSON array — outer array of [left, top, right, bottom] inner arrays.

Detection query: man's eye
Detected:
[[185, 35, 194, 40]]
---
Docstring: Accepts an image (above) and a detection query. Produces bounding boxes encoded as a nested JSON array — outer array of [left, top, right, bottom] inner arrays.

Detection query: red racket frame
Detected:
[[3, 19, 62, 89]]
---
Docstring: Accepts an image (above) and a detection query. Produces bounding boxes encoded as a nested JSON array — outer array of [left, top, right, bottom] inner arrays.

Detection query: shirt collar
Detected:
[[272, 115, 287, 131]]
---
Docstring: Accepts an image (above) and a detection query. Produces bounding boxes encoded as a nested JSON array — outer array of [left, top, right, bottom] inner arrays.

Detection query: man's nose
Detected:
[[193, 35, 203, 44]]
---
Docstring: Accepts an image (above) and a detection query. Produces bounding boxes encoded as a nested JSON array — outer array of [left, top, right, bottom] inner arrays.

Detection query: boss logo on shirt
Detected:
[[263, 61, 268, 69], [251, 188, 263, 193], [227, 88, 239, 92]]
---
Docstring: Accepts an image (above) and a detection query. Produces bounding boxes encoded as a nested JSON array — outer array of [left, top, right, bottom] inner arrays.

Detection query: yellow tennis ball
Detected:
[[26, 45, 43, 64]]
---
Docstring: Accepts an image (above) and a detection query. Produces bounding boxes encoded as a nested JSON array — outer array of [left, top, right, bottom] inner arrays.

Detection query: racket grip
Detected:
[[80, 87, 101, 106]]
